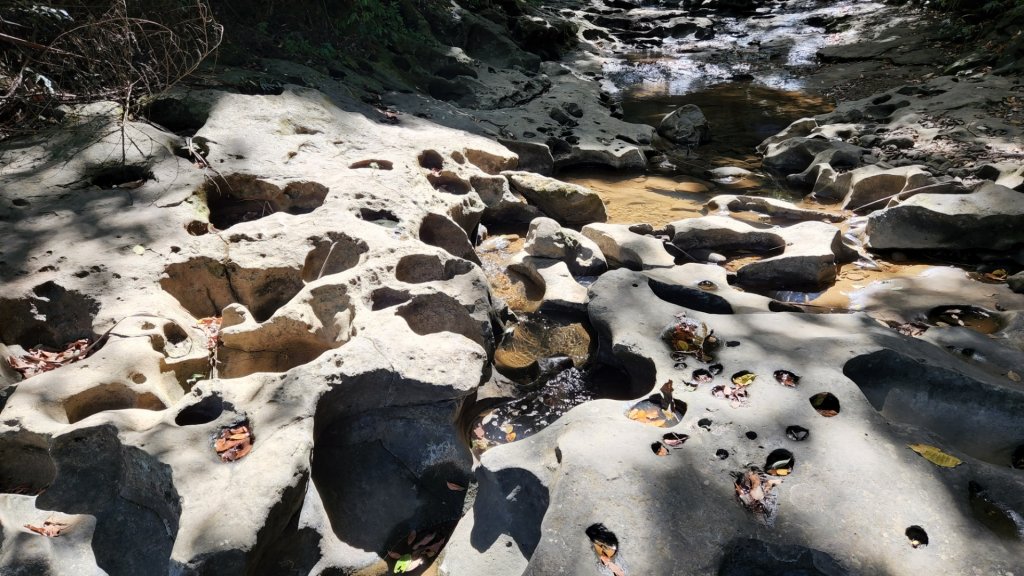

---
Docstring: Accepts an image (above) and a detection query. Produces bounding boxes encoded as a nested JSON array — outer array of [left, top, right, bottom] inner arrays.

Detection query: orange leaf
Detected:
[[446, 481, 466, 491]]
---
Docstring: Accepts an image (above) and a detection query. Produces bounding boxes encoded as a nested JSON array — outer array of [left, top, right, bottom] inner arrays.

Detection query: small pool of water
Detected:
[[622, 82, 834, 169]]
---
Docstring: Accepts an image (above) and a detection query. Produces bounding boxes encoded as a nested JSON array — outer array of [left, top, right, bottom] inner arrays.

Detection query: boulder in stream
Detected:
[[865, 182, 1024, 251], [503, 171, 607, 227], [657, 104, 711, 146]]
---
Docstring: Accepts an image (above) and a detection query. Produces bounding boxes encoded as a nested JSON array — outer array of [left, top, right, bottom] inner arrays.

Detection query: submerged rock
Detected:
[[657, 104, 711, 146]]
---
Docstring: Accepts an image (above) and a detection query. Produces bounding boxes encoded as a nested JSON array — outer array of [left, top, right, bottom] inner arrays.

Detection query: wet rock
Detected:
[[523, 217, 607, 276], [657, 104, 710, 146], [581, 223, 675, 270], [504, 171, 607, 227], [865, 182, 1024, 251], [1009, 271, 1024, 294]]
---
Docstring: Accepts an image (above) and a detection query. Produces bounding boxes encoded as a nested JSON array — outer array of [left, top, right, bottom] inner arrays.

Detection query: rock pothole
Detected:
[[844, 349, 1024, 466], [0, 431, 55, 495], [926, 305, 1004, 334], [300, 232, 369, 282], [0, 281, 99, 350], [199, 174, 328, 230], [357, 207, 400, 227], [160, 256, 303, 322], [64, 383, 166, 424], [905, 525, 929, 548], [419, 213, 479, 263], [174, 393, 227, 426], [143, 96, 212, 134], [395, 254, 474, 284], [396, 293, 488, 350], [349, 159, 394, 170], [89, 164, 154, 189], [809, 392, 840, 417], [311, 398, 470, 558]]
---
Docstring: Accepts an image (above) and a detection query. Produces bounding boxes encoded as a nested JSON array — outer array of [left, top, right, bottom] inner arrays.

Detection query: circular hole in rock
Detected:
[[709, 363, 723, 375], [395, 253, 473, 284], [1, 281, 100, 350], [301, 232, 369, 282], [905, 525, 928, 548], [418, 149, 444, 171], [927, 305, 1003, 334], [427, 172, 471, 195], [698, 418, 712, 430], [627, 394, 686, 428], [746, 431, 757, 440], [0, 433, 55, 495], [765, 448, 794, 476], [652, 442, 669, 456], [185, 220, 209, 236], [161, 257, 303, 322], [494, 313, 593, 382], [692, 368, 714, 384], [1012, 444, 1024, 469], [810, 392, 840, 417], [130, 373, 147, 384], [786, 426, 809, 441], [144, 97, 211, 134], [349, 159, 393, 170], [357, 207, 400, 228], [716, 448, 729, 460], [773, 369, 800, 387], [64, 383, 166, 424], [663, 432, 689, 447], [12, 198, 29, 207], [201, 174, 328, 230], [175, 394, 226, 426], [90, 164, 153, 189], [697, 280, 717, 291]]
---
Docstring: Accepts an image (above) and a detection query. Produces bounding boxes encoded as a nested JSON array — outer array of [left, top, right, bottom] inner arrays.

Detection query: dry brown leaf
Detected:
[[659, 380, 674, 410], [215, 423, 253, 462], [24, 520, 68, 537], [599, 555, 626, 576]]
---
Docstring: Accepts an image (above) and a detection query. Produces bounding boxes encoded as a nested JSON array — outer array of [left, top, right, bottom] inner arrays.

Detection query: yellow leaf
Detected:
[[732, 372, 756, 387], [1009, 370, 1021, 383], [908, 444, 962, 468]]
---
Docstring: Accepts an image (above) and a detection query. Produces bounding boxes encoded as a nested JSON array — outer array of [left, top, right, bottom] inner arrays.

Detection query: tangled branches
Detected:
[[0, 0, 222, 138]]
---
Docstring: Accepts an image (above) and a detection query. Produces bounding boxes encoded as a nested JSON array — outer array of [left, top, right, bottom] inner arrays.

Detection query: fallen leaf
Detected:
[[659, 380, 674, 410], [599, 555, 626, 576], [652, 443, 669, 457], [1009, 371, 1021, 383], [24, 520, 68, 537], [393, 554, 423, 573], [732, 372, 756, 387], [908, 443, 962, 468], [132, 244, 146, 255], [505, 431, 517, 442], [446, 481, 465, 492], [215, 423, 253, 462]]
